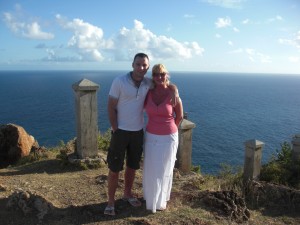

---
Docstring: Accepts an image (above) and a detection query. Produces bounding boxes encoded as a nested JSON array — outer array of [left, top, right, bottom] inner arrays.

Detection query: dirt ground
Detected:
[[1, 159, 300, 225], [0, 159, 148, 225]]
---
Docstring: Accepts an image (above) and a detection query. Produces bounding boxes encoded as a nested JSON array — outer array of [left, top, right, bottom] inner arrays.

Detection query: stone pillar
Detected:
[[72, 79, 99, 159], [243, 139, 264, 181], [292, 134, 300, 162], [176, 113, 196, 173]]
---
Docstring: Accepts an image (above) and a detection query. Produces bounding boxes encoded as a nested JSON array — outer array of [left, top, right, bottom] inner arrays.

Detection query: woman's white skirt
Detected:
[[142, 131, 178, 213]]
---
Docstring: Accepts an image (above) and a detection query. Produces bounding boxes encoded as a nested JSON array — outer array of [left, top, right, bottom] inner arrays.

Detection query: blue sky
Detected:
[[0, 0, 299, 74]]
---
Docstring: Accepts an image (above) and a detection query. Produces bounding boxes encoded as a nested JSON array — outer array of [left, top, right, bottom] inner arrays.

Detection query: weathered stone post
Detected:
[[176, 113, 196, 173], [72, 79, 99, 159], [292, 134, 300, 162], [243, 139, 264, 182]]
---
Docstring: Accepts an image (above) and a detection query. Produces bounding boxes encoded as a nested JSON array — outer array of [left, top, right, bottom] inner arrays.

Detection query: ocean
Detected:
[[1, 70, 300, 174]]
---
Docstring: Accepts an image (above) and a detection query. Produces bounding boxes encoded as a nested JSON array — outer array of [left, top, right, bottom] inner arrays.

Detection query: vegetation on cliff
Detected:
[[0, 133, 299, 225]]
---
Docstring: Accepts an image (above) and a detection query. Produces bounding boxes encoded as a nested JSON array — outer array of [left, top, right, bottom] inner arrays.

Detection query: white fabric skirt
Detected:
[[142, 131, 178, 213]]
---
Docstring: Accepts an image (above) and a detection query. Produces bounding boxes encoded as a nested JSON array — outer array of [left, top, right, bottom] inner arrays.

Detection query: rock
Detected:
[[0, 183, 7, 191], [202, 190, 250, 223], [0, 124, 39, 168], [6, 190, 54, 221]]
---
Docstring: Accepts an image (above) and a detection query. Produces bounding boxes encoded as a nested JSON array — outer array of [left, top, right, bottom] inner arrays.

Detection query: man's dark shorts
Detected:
[[107, 129, 144, 172]]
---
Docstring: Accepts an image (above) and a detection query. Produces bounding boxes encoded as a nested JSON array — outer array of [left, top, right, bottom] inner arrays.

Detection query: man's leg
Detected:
[[107, 169, 119, 207], [122, 130, 143, 207], [123, 166, 135, 198], [123, 166, 141, 207]]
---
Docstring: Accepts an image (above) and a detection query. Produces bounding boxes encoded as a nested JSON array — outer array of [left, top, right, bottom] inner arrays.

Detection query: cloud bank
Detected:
[[2, 5, 204, 63], [55, 16, 204, 62]]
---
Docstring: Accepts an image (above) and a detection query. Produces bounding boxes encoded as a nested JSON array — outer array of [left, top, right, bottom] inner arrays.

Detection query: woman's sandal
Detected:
[[104, 206, 115, 216]]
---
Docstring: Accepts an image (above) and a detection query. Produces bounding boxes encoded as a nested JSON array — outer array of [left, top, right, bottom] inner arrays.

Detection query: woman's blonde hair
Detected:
[[151, 64, 170, 86]]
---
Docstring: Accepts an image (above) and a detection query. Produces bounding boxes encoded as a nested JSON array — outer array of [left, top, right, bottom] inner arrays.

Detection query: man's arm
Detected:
[[174, 97, 183, 127], [107, 96, 119, 132], [168, 83, 179, 106]]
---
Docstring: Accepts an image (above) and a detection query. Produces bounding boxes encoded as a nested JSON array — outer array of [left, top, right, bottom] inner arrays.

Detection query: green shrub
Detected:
[[15, 153, 39, 166], [217, 163, 243, 191], [260, 142, 300, 188], [16, 146, 54, 166], [191, 165, 201, 174], [98, 129, 111, 151], [276, 141, 292, 165], [260, 161, 287, 184]]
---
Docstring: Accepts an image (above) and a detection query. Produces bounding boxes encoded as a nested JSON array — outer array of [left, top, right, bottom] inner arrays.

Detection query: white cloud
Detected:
[[266, 15, 284, 23], [215, 17, 239, 34], [166, 24, 173, 32], [56, 14, 111, 61], [242, 19, 250, 24], [288, 56, 299, 63], [228, 41, 233, 46], [3, 4, 204, 64], [183, 14, 195, 18], [228, 48, 243, 54], [278, 30, 300, 49], [245, 48, 255, 55], [248, 56, 255, 62], [245, 48, 271, 63], [203, 0, 245, 9], [56, 17, 204, 62], [215, 17, 231, 28], [23, 22, 54, 39], [229, 48, 271, 63], [296, 31, 300, 48], [215, 33, 221, 38], [257, 53, 271, 63], [113, 20, 204, 61], [233, 27, 239, 32], [3, 9, 54, 40], [278, 38, 294, 45]]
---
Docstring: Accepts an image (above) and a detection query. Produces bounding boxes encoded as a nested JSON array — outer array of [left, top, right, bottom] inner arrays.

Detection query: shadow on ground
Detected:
[[0, 197, 153, 225], [0, 159, 84, 176]]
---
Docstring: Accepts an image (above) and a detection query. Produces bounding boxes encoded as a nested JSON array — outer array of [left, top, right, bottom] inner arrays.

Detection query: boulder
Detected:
[[0, 124, 39, 168], [6, 190, 54, 221], [202, 190, 250, 223]]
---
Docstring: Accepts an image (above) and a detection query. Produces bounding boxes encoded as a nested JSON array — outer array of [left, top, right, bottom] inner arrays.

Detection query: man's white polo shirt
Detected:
[[109, 72, 152, 131]]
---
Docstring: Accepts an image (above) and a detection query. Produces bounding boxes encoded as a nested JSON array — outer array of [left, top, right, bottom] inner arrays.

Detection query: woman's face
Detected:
[[152, 71, 168, 86]]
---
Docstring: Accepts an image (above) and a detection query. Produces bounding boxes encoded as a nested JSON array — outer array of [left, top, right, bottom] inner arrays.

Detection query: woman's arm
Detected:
[[174, 97, 183, 127]]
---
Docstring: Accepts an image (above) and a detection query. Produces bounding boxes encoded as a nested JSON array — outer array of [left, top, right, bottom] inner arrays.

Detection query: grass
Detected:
[[1, 138, 300, 224]]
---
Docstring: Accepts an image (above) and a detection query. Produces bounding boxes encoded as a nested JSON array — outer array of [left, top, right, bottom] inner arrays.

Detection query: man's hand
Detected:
[[168, 83, 179, 106]]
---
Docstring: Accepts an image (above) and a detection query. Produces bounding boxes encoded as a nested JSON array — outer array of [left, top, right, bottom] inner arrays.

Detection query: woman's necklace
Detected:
[[152, 87, 169, 106]]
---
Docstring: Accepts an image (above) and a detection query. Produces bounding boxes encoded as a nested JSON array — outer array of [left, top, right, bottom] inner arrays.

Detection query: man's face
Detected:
[[131, 57, 149, 82]]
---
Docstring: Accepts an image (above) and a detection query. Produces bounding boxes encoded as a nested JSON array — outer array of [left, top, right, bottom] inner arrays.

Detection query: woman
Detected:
[[143, 64, 183, 213]]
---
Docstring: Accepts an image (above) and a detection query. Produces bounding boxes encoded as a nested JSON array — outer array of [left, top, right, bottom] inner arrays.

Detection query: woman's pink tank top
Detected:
[[144, 91, 178, 135]]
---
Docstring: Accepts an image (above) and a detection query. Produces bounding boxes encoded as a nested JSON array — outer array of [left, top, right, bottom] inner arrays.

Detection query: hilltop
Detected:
[[0, 152, 299, 225]]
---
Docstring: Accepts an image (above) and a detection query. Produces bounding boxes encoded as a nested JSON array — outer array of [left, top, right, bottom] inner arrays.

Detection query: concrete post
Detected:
[[292, 134, 300, 162], [72, 79, 99, 159], [243, 139, 264, 181], [176, 113, 196, 173]]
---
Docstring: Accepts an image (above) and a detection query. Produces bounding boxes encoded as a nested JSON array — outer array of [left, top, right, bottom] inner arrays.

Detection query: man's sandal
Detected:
[[104, 206, 115, 216], [122, 197, 142, 207]]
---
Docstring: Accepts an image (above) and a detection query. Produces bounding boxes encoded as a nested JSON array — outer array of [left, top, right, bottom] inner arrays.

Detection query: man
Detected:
[[104, 53, 177, 216]]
